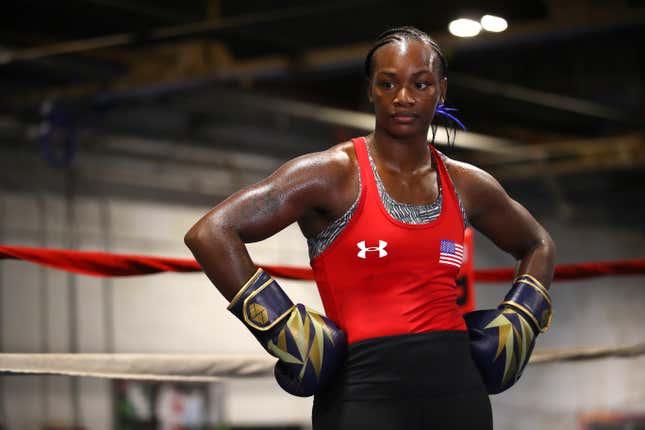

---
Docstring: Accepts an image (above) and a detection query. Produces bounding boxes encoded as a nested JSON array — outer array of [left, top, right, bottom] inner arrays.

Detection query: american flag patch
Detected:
[[439, 240, 464, 268]]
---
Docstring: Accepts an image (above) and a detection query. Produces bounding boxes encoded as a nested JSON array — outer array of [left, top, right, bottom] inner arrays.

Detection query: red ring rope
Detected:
[[1, 245, 644, 282]]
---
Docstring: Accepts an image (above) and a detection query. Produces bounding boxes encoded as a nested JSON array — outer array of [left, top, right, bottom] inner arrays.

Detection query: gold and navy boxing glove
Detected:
[[463, 274, 553, 394], [228, 268, 347, 397]]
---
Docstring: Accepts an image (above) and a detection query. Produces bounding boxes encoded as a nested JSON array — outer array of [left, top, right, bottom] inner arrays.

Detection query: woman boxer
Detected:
[[185, 26, 555, 429]]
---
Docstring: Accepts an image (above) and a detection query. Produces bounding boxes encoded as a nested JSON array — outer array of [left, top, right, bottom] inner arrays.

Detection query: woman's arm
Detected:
[[449, 160, 556, 288], [449, 160, 556, 393], [184, 147, 352, 300], [185, 148, 353, 396]]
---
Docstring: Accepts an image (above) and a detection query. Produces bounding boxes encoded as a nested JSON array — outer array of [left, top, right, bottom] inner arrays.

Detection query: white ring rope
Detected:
[[1, 343, 644, 381], [530, 342, 645, 364], [0, 354, 275, 381]]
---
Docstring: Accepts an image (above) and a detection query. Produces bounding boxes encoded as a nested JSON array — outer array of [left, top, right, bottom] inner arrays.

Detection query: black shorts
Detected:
[[312, 330, 493, 430]]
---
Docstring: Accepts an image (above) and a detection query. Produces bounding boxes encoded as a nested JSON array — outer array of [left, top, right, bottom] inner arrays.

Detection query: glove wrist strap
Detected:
[[228, 268, 295, 332], [501, 274, 553, 333]]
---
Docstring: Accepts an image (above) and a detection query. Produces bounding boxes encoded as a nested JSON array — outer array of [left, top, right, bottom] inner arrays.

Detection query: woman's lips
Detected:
[[392, 113, 418, 123]]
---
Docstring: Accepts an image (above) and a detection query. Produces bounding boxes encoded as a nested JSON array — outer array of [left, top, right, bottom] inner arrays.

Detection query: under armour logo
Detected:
[[357, 240, 388, 259]]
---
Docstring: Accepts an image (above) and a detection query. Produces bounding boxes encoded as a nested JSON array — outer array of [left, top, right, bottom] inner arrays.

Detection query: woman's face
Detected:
[[368, 39, 447, 139]]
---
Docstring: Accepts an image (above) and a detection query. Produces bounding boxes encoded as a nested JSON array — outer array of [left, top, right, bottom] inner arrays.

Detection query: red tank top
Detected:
[[311, 137, 467, 344]]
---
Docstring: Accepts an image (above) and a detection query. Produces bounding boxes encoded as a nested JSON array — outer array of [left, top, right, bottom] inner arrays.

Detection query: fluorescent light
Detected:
[[449, 18, 482, 38], [481, 15, 508, 32]]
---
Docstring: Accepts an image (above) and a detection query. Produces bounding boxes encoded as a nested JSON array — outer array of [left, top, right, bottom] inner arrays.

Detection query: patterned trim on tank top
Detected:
[[368, 142, 444, 224], [307, 172, 362, 260], [307, 144, 468, 260]]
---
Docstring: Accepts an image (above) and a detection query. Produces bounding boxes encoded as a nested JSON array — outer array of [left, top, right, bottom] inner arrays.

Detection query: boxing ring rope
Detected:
[[0, 354, 275, 382], [1, 244, 644, 382], [2, 344, 645, 382], [2, 245, 645, 281]]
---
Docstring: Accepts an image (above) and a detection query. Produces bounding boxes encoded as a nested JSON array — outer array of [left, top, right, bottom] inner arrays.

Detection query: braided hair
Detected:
[[364, 26, 448, 79]]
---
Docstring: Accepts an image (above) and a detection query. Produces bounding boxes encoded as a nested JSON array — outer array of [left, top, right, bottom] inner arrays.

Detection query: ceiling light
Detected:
[[448, 18, 482, 38], [481, 15, 508, 32]]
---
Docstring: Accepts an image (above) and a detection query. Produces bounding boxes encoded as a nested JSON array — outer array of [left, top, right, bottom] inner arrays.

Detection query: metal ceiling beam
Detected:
[[0, 1, 374, 65], [450, 73, 638, 125], [472, 133, 645, 180], [77, 0, 193, 23]]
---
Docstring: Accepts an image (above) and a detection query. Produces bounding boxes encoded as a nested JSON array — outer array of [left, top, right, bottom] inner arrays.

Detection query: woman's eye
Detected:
[[379, 81, 394, 89], [416, 82, 430, 90]]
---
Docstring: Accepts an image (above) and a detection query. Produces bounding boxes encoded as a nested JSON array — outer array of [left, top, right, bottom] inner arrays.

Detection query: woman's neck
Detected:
[[370, 128, 432, 173]]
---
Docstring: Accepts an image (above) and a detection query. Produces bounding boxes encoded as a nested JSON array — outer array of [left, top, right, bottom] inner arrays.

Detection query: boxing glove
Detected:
[[464, 274, 553, 394], [228, 268, 347, 396]]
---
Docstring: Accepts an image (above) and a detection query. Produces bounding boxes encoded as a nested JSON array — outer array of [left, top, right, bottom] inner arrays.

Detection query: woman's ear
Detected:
[[440, 77, 448, 104], [367, 78, 373, 103]]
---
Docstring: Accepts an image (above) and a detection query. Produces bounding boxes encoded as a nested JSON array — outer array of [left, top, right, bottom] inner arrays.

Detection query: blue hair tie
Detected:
[[436, 104, 467, 131]]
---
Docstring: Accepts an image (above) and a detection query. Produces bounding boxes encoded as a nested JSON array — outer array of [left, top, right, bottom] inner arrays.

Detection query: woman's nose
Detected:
[[394, 86, 414, 106]]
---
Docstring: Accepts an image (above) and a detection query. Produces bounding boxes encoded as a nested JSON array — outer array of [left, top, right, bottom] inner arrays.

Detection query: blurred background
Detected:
[[1, 0, 644, 429]]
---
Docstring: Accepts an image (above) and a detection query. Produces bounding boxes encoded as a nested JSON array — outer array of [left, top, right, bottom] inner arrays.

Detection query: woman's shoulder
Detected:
[[272, 140, 358, 201], [300, 140, 358, 182], [439, 152, 509, 217], [278, 140, 356, 177], [439, 152, 501, 191], [282, 140, 359, 229], [329, 139, 359, 170]]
